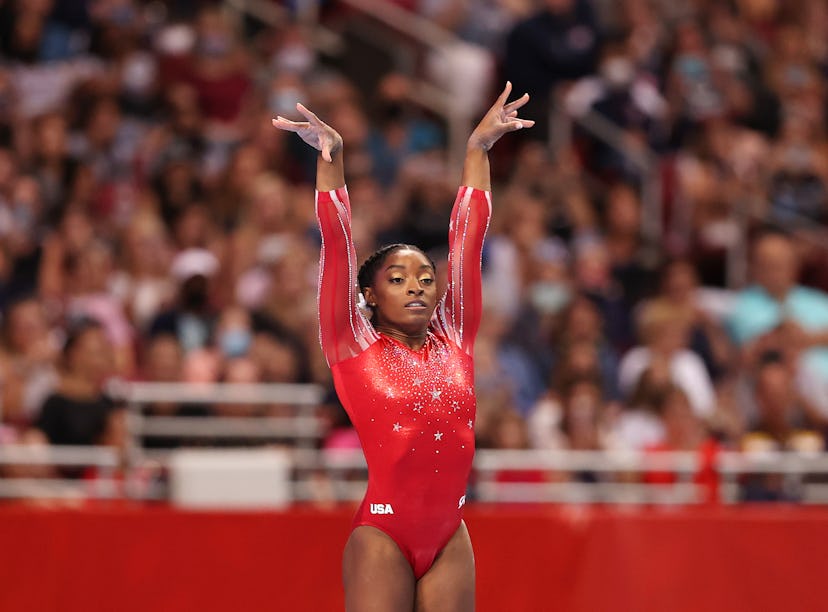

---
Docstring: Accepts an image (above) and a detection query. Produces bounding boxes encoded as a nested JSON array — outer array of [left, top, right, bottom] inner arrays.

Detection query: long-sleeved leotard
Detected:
[[316, 185, 490, 579]]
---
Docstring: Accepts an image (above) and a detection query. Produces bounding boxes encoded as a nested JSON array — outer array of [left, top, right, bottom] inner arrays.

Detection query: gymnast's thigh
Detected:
[[414, 521, 475, 612], [343, 525, 416, 612]]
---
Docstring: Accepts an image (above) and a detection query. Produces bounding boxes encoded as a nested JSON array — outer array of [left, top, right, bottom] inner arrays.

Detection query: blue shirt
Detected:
[[728, 285, 828, 377]]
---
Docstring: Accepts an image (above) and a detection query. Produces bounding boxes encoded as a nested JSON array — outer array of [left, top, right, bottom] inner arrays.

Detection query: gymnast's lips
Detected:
[[405, 300, 428, 309]]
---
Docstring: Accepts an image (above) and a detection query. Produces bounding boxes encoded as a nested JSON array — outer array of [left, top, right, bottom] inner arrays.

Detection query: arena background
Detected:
[[2, 0, 828, 610]]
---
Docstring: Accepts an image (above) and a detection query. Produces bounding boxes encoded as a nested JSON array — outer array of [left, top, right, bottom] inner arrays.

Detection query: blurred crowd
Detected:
[[0, 0, 827, 502]]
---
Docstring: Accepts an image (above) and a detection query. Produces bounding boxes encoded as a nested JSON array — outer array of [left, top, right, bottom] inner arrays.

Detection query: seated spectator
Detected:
[[181, 6, 252, 147], [527, 348, 609, 453], [767, 114, 828, 229], [115, 209, 176, 332], [213, 357, 263, 419], [602, 184, 660, 306], [648, 258, 732, 380], [728, 231, 828, 416], [643, 386, 720, 504], [365, 72, 444, 190], [559, 378, 607, 451], [619, 300, 716, 418], [0, 297, 60, 428], [667, 19, 724, 129], [64, 239, 136, 375], [229, 173, 293, 282], [149, 247, 220, 353], [567, 42, 668, 182], [489, 410, 548, 485], [610, 362, 671, 451], [559, 378, 607, 483], [741, 357, 824, 501], [139, 333, 207, 449], [742, 358, 824, 454], [33, 319, 125, 452], [572, 235, 636, 352]]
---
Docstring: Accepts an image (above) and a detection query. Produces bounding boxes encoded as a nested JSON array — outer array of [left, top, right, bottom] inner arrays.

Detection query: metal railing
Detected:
[[5, 396, 828, 504], [119, 380, 326, 446]]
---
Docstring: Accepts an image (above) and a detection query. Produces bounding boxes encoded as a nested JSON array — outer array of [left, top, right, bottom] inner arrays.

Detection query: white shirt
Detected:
[[618, 347, 716, 418]]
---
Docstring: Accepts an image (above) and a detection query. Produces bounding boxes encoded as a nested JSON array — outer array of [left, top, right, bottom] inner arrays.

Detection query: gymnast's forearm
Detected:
[[316, 146, 345, 192], [460, 145, 491, 192]]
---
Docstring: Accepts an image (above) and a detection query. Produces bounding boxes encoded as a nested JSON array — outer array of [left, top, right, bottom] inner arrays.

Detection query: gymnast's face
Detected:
[[363, 249, 438, 336]]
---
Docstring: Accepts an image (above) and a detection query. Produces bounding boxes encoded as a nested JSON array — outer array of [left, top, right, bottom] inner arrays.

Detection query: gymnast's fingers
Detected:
[[296, 103, 324, 126], [271, 117, 307, 132], [503, 93, 530, 114], [495, 81, 513, 107]]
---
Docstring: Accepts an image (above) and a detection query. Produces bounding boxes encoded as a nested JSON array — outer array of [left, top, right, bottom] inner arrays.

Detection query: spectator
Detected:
[[643, 385, 720, 504], [489, 409, 548, 485], [741, 357, 824, 501], [767, 113, 828, 228], [505, 0, 601, 137], [648, 258, 732, 380], [602, 183, 659, 306], [138, 333, 208, 449], [116, 209, 176, 332], [33, 319, 124, 450], [149, 247, 220, 353], [64, 238, 136, 375], [365, 73, 443, 189], [566, 40, 668, 181], [0, 297, 60, 427], [667, 19, 724, 131], [560, 377, 607, 452], [619, 300, 717, 419], [609, 361, 670, 452], [213, 357, 263, 419], [743, 358, 823, 453], [728, 231, 828, 414], [572, 236, 636, 352]]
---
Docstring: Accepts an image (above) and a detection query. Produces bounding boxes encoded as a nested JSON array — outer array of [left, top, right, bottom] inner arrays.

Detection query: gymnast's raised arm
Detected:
[[433, 82, 534, 356], [272, 105, 377, 366]]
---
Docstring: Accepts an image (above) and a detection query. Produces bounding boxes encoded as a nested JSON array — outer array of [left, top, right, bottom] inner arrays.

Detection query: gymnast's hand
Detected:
[[467, 81, 534, 152], [272, 103, 343, 163]]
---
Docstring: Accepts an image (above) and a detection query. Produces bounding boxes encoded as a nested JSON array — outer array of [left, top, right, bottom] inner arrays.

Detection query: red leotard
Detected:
[[316, 185, 490, 579]]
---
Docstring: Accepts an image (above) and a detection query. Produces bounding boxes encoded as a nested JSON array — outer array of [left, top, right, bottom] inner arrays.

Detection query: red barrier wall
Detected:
[[1, 504, 825, 612]]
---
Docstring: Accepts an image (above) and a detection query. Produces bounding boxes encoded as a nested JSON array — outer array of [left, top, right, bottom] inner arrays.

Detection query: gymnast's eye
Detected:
[[420, 277, 434, 285], [389, 277, 404, 284]]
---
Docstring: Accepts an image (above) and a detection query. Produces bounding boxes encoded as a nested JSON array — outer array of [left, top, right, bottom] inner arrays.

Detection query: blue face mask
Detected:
[[219, 328, 252, 358]]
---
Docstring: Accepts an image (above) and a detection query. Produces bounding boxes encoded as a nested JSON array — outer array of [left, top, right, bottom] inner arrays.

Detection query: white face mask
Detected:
[[273, 45, 314, 75], [601, 57, 635, 88], [122, 53, 157, 96], [529, 282, 571, 315]]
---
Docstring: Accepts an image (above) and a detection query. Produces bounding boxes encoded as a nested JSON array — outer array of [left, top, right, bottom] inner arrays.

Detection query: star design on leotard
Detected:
[[434, 432, 443, 441], [451, 401, 460, 412], [385, 388, 395, 399], [413, 377, 423, 387], [444, 375, 454, 386], [413, 403, 423, 413], [466, 385, 474, 396], [467, 419, 473, 428], [430, 388, 442, 400], [393, 422, 402, 432]]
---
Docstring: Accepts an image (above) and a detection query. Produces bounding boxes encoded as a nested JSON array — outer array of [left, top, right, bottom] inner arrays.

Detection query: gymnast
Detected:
[[273, 82, 533, 611]]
